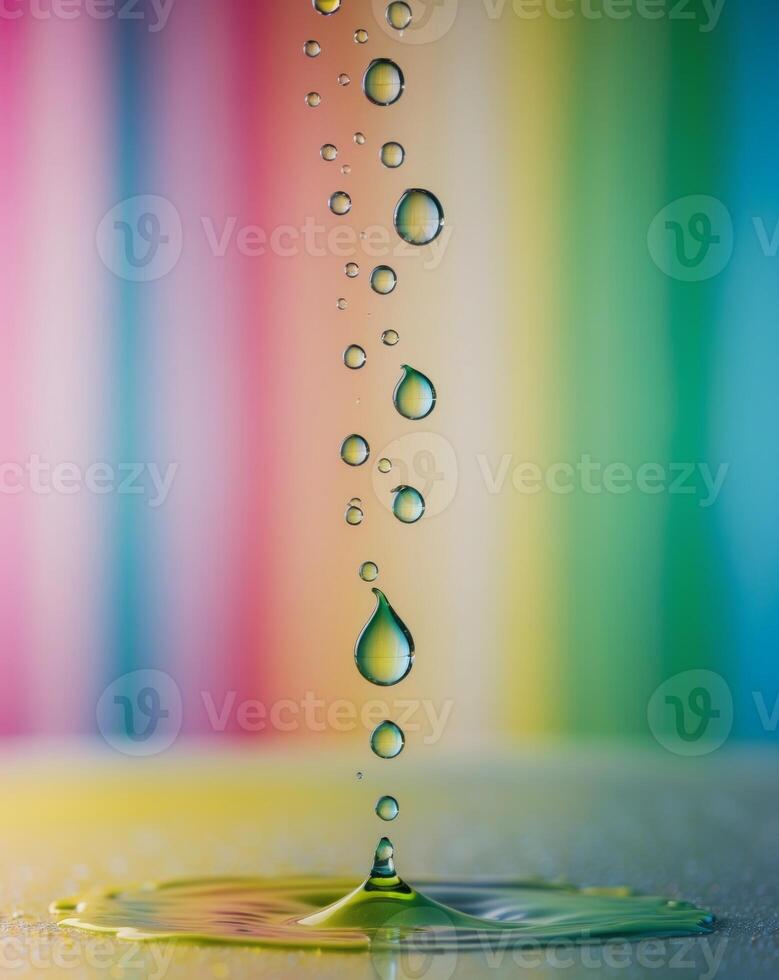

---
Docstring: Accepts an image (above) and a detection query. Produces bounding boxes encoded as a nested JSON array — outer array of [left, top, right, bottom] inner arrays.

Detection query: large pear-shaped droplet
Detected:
[[371, 721, 405, 759], [392, 485, 425, 524], [394, 189, 444, 246], [393, 364, 436, 420], [363, 59, 404, 106], [355, 588, 414, 686]]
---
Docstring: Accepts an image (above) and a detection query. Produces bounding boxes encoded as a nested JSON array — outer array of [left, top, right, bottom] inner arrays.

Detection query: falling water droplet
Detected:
[[336, 297, 348, 310], [370, 265, 397, 295], [304, 40, 321, 57], [353, 132, 366, 145], [305, 92, 322, 108], [338, 73, 351, 86], [371, 721, 405, 759], [349, 497, 362, 508], [359, 561, 379, 582], [386, 2, 412, 29], [345, 504, 364, 526], [378, 457, 392, 474], [355, 588, 414, 686], [394, 189, 445, 246], [380, 141, 405, 168], [392, 485, 425, 524], [375, 796, 399, 821], [393, 364, 436, 419], [371, 837, 396, 877], [340, 434, 370, 467], [381, 329, 399, 346], [313, 0, 341, 13], [345, 262, 360, 278], [354, 28, 369, 43], [343, 344, 366, 369], [320, 144, 338, 162], [363, 59, 405, 107], [329, 191, 352, 216]]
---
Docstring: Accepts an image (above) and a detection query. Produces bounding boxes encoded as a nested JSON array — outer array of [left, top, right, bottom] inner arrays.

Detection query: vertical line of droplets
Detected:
[[308, 0, 444, 873]]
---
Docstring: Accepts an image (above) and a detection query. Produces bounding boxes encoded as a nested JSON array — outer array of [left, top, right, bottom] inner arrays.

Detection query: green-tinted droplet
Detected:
[[370, 265, 397, 295], [378, 457, 392, 474], [392, 485, 425, 524], [345, 261, 359, 277], [305, 92, 321, 108], [371, 721, 405, 759], [363, 59, 404, 107], [394, 188, 445, 246], [386, 2, 412, 29], [320, 143, 337, 161], [371, 837, 396, 877], [381, 329, 399, 346], [329, 191, 351, 215], [304, 40, 321, 57], [354, 28, 368, 43], [359, 561, 379, 582], [340, 434, 370, 467], [313, 0, 340, 13], [375, 795, 399, 821], [343, 344, 366, 369], [355, 588, 414, 686], [380, 141, 405, 168], [393, 364, 436, 420], [345, 504, 364, 526]]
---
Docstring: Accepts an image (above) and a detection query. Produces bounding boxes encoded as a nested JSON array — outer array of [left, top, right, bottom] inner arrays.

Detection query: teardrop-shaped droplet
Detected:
[[380, 141, 405, 168], [381, 329, 399, 346], [354, 28, 368, 43], [371, 837, 396, 877], [393, 364, 436, 420], [392, 485, 425, 524], [377, 457, 392, 474], [355, 588, 414, 686], [345, 504, 364, 526], [386, 2, 412, 29], [340, 434, 370, 467], [359, 561, 379, 582], [376, 795, 399, 821], [363, 59, 404, 107], [304, 40, 321, 57], [370, 265, 397, 295], [305, 92, 322, 108], [343, 344, 366, 369], [371, 721, 405, 759], [329, 191, 351, 216], [320, 143, 337, 161], [394, 189, 445, 246], [313, 0, 340, 13], [345, 261, 359, 277]]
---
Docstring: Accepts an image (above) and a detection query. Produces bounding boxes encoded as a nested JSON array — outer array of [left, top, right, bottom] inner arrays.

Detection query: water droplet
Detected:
[[376, 795, 399, 821], [341, 164, 351, 175], [313, 0, 341, 13], [343, 344, 366, 369], [381, 329, 399, 346], [371, 837, 396, 877], [393, 364, 436, 420], [392, 485, 425, 524], [356, 770, 364, 780], [370, 265, 397, 295], [378, 457, 392, 474], [345, 262, 360, 278], [336, 297, 348, 310], [345, 504, 364, 526], [355, 588, 414, 686], [353, 132, 366, 145], [359, 561, 379, 582], [304, 40, 321, 57], [371, 721, 405, 759], [354, 27, 369, 43], [349, 497, 362, 507], [394, 189, 445, 246], [338, 73, 351, 86], [329, 191, 352, 216], [320, 143, 338, 162], [380, 141, 405, 168], [305, 92, 321, 108], [386, 2, 412, 29], [340, 434, 370, 467], [363, 59, 404, 107]]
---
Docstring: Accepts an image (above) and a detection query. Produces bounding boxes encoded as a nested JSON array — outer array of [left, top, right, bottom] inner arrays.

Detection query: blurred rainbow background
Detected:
[[1, 0, 777, 743]]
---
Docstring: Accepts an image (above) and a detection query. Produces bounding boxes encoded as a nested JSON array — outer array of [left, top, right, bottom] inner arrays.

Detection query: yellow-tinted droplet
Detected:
[[363, 59, 404, 107], [337, 297, 348, 310], [343, 344, 366, 369], [394, 188, 445, 246], [392, 485, 425, 524], [370, 265, 397, 295], [304, 40, 321, 57], [381, 329, 399, 346], [321, 143, 337, 161], [313, 0, 341, 13], [393, 364, 436, 419], [345, 504, 364, 526], [345, 262, 360, 278], [359, 561, 379, 582], [371, 720, 405, 759], [380, 141, 405, 168], [354, 28, 369, 43], [378, 457, 392, 474], [338, 73, 351, 86], [354, 132, 366, 145], [376, 795, 399, 821], [305, 92, 321, 108], [355, 588, 414, 686], [349, 497, 362, 507], [386, 2, 412, 29], [340, 434, 370, 467], [329, 191, 352, 215]]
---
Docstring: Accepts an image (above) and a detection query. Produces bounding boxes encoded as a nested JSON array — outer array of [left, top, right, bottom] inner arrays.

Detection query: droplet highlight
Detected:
[[370, 721, 405, 759], [375, 795, 399, 821], [386, 2, 412, 29], [343, 345, 366, 370], [363, 59, 404, 107], [393, 364, 436, 420], [304, 40, 321, 58], [370, 265, 397, 295], [381, 329, 399, 346], [340, 434, 370, 467], [329, 191, 352, 216], [394, 188, 445, 246], [392, 485, 425, 524], [359, 561, 379, 582], [355, 588, 414, 686], [380, 141, 405, 168]]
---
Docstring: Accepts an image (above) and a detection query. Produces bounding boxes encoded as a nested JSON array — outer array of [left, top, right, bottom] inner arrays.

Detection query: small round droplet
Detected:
[[305, 92, 321, 108], [340, 434, 370, 467], [337, 297, 348, 310], [354, 132, 366, 145], [343, 344, 366, 369], [354, 28, 369, 43], [341, 164, 352, 175], [394, 189, 445, 246], [321, 143, 338, 162], [329, 191, 352, 216], [359, 561, 379, 582], [355, 588, 414, 686], [345, 262, 360, 278], [370, 265, 397, 295], [371, 720, 405, 759], [380, 141, 405, 168], [345, 504, 364, 526], [392, 485, 425, 524], [393, 364, 436, 419], [338, 73, 351, 87], [304, 40, 321, 58], [386, 1, 412, 29], [313, 0, 341, 13], [376, 795, 399, 821], [363, 59, 404, 107], [381, 329, 399, 346], [349, 497, 362, 507], [378, 458, 392, 474], [356, 771, 364, 780]]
